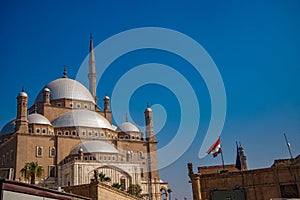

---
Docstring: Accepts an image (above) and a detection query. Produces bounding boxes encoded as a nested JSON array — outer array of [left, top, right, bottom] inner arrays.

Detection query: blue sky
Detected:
[[0, 1, 300, 199]]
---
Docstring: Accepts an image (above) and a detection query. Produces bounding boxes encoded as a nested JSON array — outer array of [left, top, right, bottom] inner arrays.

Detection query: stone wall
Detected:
[[188, 157, 300, 200], [63, 182, 141, 200]]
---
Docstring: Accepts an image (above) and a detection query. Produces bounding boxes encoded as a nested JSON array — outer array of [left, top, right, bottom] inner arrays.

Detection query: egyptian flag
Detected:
[[207, 137, 222, 157]]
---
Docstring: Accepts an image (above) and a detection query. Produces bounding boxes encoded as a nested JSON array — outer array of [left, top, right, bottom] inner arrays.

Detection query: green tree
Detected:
[[99, 172, 111, 182], [20, 162, 44, 184], [127, 184, 142, 198], [111, 183, 122, 189]]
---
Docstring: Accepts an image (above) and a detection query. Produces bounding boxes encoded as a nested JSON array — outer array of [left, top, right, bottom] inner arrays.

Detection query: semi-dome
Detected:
[[0, 119, 15, 135], [35, 78, 95, 104], [28, 113, 52, 125], [70, 140, 119, 154], [52, 110, 113, 130], [117, 122, 140, 133]]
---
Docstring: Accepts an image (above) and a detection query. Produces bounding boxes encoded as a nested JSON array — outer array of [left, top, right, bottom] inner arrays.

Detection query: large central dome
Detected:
[[35, 78, 95, 104], [52, 110, 113, 130]]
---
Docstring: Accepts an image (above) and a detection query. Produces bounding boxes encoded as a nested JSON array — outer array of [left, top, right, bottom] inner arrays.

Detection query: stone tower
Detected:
[[187, 163, 202, 200], [239, 145, 248, 170], [88, 34, 97, 102], [103, 96, 112, 123], [144, 106, 160, 200], [15, 88, 28, 133], [43, 87, 51, 105]]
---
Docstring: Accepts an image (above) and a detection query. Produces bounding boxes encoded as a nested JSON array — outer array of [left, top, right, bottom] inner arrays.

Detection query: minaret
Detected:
[[88, 34, 97, 102], [103, 96, 112, 123], [43, 87, 51, 105], [15, 87, 28, 133], [239, 145, 248, 170], [144, 106, 156, 142], [144, 105, 159, 200]]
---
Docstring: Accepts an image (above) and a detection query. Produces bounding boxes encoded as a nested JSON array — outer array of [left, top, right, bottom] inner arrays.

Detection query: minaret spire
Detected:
[[88, 33, 97, 101]]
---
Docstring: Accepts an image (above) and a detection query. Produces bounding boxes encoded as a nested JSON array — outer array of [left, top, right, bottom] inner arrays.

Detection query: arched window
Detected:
[[36, 146, 43, 157], [49, 147, 56, 157]]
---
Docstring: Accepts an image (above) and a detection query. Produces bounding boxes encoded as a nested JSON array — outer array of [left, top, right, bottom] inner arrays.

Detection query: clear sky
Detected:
[[0, 1, 300, 199]]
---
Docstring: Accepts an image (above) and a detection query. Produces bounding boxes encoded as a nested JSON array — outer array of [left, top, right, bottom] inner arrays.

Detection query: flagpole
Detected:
[[284, 133, 293, 159], [220, 138, 225, 169], [220, 149, 225, 169]]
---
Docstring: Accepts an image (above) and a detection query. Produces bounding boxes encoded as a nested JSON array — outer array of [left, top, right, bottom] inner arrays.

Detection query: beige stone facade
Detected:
[[188, 155, 300, 200], [0, 36, 168, 199], [63, 182, 141, 200]]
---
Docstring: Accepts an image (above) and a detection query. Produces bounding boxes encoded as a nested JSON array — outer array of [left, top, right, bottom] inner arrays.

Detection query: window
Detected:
[[84, 104, 88, 109], [65, 131, 69, 136], [36, 146, 43, 157], [57, 131, 62, 135], [99, 156, 102, 160], [57, 103, 61, 107], [6, 152, 9, 162], [70, 103, 73, 108], [126, 151, 132, 161], [132, 136, 135, 139], [42, 129, 46, 134], [77, 104, 81, 108], [88, 132, 92, 136], [49, 147, 56, 157], [84, 156, 88, 160], [95, 132, 98, 137], [36, 128, 40, 134], [100, 132, 104, 137], [72, 131, 76, 136], [141, 168, 144, 178], [120, 178, 126, 190], [49, 166, 56, 177], [29, 128, 32, 133], [139, 152, 145, 160], [112, 156, 115, 161], [2, 155, 5, 165], [10, 150, 13, 161]]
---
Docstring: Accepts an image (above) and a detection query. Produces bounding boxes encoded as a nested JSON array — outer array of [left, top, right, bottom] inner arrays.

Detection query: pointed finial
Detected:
[[126, 113, 128, 122], [63, 66, 68, 78], [147, 102, 149, 108], [89, 33, 94, 53], [22, 86, 24, 92]]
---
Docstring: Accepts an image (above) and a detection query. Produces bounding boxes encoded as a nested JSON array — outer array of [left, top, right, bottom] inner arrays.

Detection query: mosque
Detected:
[[0, 36, 168, 199]]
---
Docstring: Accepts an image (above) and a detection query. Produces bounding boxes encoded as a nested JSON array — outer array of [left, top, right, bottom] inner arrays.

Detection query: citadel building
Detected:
[[188, 146, 300, 200], [0, 36, 168, 199]]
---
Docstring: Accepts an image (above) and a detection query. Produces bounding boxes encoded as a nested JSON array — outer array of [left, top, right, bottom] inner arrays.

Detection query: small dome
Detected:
[[117, 122, 140, 133], [70, 141, 119, 154], [0, 119, 15, 135], [44, 87, 50, 92], [35, 78, 95, 104], [104, 96, 110, 100], [28, 113, 52, 125], [18, 91, 28, 97], [52, 110, 113, 130], [145, 107, 152, 112]]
